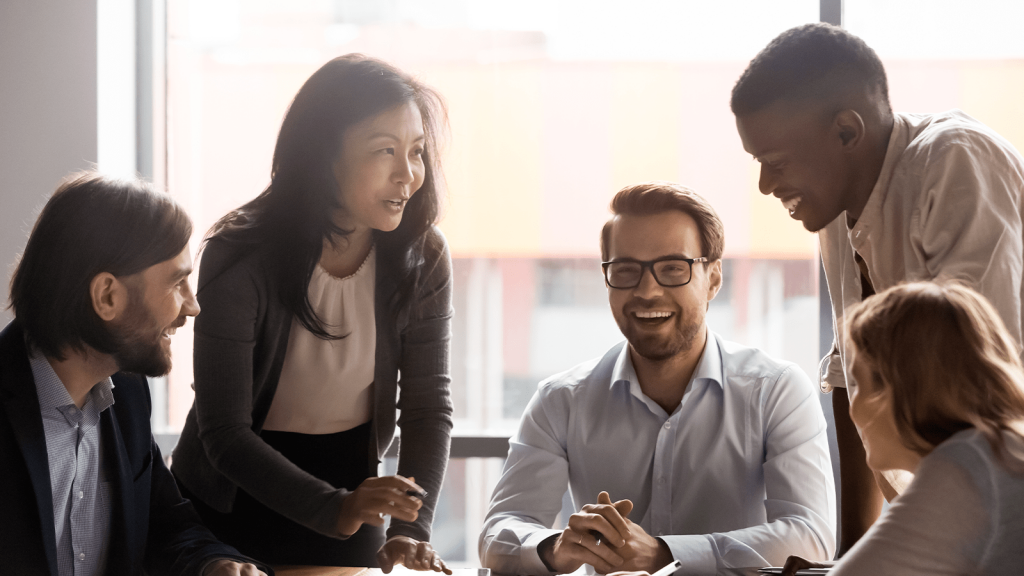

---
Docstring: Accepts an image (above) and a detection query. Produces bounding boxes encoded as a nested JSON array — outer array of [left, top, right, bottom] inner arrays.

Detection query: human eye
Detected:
[[412, 146, 425, 157], [378, 147, 395, 156], [655, 261, 690, 282], [608, 262, 641, 285]]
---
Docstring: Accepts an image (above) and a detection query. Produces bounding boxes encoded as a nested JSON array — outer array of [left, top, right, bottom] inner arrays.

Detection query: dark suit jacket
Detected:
[[0, 320, 268, 575]]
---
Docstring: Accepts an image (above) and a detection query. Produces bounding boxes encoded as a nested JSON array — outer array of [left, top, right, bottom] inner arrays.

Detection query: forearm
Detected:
[[481, 516, 561, 575], [391, 408, 453, 540], [833, 391, 883, 556]]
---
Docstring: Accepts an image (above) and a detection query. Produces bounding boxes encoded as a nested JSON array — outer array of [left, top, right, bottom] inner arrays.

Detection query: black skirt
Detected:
[[177, 421, 384, 567]]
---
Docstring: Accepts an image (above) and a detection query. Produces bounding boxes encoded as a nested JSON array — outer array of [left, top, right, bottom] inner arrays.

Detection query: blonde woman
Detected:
[[784, 282, 1024, 574]]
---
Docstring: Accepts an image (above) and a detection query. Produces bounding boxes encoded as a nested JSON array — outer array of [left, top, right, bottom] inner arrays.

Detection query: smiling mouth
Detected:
[[386, 199, 408, 209], [632, 310, 674, 326], [782, 195, 802, 215]]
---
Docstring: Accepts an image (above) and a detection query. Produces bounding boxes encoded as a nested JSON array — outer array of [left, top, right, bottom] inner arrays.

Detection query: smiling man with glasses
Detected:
[[480, 182, 836, 576]]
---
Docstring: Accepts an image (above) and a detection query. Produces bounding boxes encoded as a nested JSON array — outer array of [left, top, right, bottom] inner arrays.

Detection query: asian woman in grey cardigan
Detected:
[[171, 55, 454, 571]]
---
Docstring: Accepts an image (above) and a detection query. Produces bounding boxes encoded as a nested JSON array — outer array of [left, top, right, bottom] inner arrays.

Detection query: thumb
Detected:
[[613, 498, 634, 519], [378, 546, 395, 574], [597, 491, 613, 505]]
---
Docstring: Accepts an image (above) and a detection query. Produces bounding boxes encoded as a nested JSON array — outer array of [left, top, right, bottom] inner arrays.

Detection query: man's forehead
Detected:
[[737, 99, 827, 154], [147, 248, 193, 280], [607, 212, 702, 258]]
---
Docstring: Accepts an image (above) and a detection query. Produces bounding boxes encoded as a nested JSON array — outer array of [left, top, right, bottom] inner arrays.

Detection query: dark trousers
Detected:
[[177, 421, 384, 567]]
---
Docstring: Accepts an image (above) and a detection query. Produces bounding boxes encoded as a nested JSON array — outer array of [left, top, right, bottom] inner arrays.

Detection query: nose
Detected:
[[392, 153, 415, 186], [632, 266, 664, 299], [181, 282, 200, 317], [758, 164, 776, 196]]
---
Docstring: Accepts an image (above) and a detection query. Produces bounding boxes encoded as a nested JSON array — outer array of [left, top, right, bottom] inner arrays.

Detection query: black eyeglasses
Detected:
[[601, 257, 709, 289]]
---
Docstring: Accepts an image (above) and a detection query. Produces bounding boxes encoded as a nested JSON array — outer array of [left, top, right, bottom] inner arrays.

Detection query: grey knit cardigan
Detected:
[[172, 227, 454, 542]]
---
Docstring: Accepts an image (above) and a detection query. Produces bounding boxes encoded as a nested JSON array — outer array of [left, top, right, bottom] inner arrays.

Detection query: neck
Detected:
[[631, 327, 708, 414], [46, 348, 118, 409], [846, 114, 895, 220], [320, 225, 373, 278]]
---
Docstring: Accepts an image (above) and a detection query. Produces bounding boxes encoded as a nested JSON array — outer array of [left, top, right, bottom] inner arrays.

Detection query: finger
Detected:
[[597, 491, 613, 505], [781, 555, 812, 576], [377, 474, 427, 495], [416, 542, 434, 570], [613, 498, 634, 519], [378, 546, 395, 574], [563, 526, 624, 568], [568, 510, 628, 547]]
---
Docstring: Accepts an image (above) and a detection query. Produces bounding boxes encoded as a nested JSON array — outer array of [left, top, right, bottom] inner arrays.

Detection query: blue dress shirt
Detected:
[[480, 331, 836, 575], [30, 354, 114, 576]]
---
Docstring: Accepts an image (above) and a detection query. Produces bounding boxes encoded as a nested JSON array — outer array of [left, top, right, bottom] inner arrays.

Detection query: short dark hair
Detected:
[[730, 23, 890, 116], [9, 172, 192, 360], [600, 182, 725, 262]]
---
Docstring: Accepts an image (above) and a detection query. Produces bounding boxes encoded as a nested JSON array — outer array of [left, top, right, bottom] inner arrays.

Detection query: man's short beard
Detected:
[[109, 284, 171, 377], [625, 319, 703, 362]]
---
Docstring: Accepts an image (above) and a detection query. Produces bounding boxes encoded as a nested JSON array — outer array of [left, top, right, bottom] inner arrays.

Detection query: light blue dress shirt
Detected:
[[480, 332, 836, 575], [30, 354, 115, 576]]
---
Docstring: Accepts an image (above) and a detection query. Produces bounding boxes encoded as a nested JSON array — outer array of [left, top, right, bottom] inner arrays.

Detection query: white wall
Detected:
[[0, 1, 99, 322]]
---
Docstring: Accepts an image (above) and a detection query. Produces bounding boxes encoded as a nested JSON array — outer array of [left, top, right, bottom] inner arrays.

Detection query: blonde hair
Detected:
[[845, 282, 1024, 471]]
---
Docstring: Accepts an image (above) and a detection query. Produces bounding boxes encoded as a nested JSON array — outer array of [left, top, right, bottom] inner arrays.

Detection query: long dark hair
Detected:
[[9, 172, 192, 360], [204, 54, 447, 338]]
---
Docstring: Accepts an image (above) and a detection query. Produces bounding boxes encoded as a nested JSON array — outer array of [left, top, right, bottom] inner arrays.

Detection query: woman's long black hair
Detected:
[[204, 54, 447, 338]]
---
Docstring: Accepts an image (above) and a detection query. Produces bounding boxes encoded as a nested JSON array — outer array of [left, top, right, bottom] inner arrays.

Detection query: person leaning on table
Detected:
[[170, 55, 454, 572]]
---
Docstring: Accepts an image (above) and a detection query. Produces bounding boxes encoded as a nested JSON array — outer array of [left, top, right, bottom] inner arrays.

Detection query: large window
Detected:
[[162, 0, 825, 565]]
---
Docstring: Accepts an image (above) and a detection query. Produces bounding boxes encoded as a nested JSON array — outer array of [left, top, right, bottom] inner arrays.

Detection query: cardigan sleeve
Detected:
[[388, 229, 456, 542], [191, 242, 350, 537]]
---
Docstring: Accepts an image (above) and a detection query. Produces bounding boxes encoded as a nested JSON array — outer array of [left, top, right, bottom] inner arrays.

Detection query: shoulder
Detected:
[[418, 226, 452, 277], [929, 429, 1003, 471], [901, 110, 1023, 167], [196, 238, 268, 296], [533, 343, 623, 406], [716, 334, 811, 390]]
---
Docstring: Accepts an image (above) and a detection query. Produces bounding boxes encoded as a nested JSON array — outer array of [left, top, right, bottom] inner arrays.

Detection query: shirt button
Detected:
[[78, 491, 84, 499], [663, 422, 671, 429], [79, 553, 85, 561]]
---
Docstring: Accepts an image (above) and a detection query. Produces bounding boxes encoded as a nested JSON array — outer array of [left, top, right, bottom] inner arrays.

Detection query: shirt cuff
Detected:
[[521, 529, 562, 576], [659, 535, 716, 576]]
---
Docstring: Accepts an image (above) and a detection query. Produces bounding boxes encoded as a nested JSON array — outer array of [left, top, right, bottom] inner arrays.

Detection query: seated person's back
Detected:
[[825, 283, 1024, 576], [479, 182, 837, 576]]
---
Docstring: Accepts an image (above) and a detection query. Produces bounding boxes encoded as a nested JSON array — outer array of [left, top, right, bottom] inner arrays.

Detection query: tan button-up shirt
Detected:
[[819, 109, 1024, 392]]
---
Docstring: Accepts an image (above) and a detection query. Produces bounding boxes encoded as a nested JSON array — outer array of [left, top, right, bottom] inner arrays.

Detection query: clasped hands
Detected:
[[335, 475, 452, 574], [540, 491, 672, 575]]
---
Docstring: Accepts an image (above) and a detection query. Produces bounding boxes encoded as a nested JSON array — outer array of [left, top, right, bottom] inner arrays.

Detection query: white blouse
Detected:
[[262, 247, 376, 435]]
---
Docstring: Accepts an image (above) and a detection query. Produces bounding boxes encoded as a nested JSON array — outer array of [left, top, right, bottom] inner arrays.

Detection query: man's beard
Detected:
[[110, 288, 172, 377], [617, 306, 703, 362]]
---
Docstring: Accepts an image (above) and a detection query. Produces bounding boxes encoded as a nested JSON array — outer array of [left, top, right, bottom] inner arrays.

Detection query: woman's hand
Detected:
[[377, 536, 453, 574], [781, 555, 835, 575], [336, 475, 425, 537]]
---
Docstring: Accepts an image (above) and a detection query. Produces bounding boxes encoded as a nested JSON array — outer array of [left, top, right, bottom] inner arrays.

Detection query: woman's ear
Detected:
[[90, 272, 129, 322]]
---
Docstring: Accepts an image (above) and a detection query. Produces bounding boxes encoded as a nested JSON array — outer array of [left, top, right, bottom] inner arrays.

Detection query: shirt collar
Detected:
[[610, 328, 725, 401], [28, 351, 116, 413]]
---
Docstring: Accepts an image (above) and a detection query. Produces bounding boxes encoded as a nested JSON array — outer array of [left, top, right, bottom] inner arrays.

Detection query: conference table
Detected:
[[273, 566, 769, 576]]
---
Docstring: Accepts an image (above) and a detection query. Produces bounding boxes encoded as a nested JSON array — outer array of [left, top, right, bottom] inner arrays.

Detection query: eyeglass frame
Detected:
[[601, 256, 709, 289]]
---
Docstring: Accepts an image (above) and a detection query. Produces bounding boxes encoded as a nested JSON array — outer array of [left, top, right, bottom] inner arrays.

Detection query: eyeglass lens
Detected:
[[605, 260, 692, 288]]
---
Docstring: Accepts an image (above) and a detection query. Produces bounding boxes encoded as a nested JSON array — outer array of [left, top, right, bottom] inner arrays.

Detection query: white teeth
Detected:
[[635, 311, 671, 319], [783, 196, 801, 214]]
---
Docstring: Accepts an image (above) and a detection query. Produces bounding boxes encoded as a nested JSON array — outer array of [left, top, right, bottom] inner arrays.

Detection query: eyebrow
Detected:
[[170, 266, 193, 283], [607, 253, 696, 262], [366, 132, 425, 142]]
